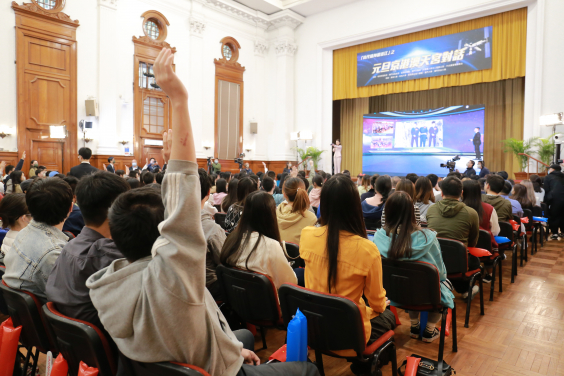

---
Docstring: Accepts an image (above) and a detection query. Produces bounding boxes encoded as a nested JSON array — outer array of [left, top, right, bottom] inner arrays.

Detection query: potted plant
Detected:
[[292, 147, 309, 170], [501, 137, 538, 180], [305, 146, 325, 171], [534, 134, 556, 173]]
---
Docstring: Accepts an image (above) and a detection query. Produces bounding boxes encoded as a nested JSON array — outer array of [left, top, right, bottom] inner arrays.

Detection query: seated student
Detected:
[[3, 178, 73, 301], [199, 169, 227, 301], [483, 175, 515, 221], [126, 178, 140, 189], [62, 176, 85, 237], [520, 180, 539, 207], [220, 171, 232, 183], [46, 171, 129, 331], [222, 191, 297, 290], [405, 173, 418, 185], [300, 174, 395, 371], [141, 171, 156, 186], [497, 171, 509, 180], [511, 183, 534, 211], [360, 174, 378, 202], [426, 176, 480, 299], [87, 53, 317, 375], [0, 194, 30, 265], [309, 175, 323, 209], [6, 170, 25, 194], [357, 174, 371, 197], [427, 174, 442, 202], [381, 178, 421, 227], [362, 175, 391, 223], [276, 177, 317, 244], [414, 176, 435, 222], [478, 160, 490, 178], [374, 192, 454, 343], [115, 169, 125, 178], [266, 171, 281, 194], [222, 178, 239, 213], [262, 176, 284, 206], [155, 171, 165, 185], [225, 177, 257, 233], [529, 174, 545, 204], [211, 178, 228, 206]]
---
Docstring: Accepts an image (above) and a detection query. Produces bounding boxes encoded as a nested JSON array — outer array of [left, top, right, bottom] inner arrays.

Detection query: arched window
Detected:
[[32, 0, 65, 11]]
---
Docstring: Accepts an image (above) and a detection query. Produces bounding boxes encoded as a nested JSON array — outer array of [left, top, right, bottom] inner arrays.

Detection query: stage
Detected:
[[362, 153, 482, 176]]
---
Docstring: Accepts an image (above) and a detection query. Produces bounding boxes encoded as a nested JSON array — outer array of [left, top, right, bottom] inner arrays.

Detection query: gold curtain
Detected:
[[340, 78, 525, 177], [333, 8, 527, 100]]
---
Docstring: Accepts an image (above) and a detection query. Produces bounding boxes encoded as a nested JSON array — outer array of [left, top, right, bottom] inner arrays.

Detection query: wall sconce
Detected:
[[119, 140, 129, 145], [0, 125, 15, 139], [84, 138, 93, 143], [202, 141, 213, 150], [245, 146, 253, 153]]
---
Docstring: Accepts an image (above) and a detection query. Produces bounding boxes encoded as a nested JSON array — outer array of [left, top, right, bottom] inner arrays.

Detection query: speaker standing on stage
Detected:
[[429, 122, 438, 147], [470, 127, 482, 159], [419, 125, 428, 147], [332, 140, 342, 174], [411, 126, 419, 147]]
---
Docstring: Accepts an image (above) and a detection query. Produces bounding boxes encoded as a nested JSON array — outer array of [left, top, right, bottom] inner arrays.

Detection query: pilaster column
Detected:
[[96, 0, 121, 155], [189, 16, 207, 158], [252, 40, 268, 160]]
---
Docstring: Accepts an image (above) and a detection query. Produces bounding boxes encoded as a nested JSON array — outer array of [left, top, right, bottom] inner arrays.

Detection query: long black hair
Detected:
[[10, 171, 24, 193], [215, 178, 227, 194], [462, 179, 484, 222], [220, 191, 282, 269], [318, 174, 367, 293], [236, 177, 258, 204], [384, 192, 425, 260], [222, 178, 239, 212], [375, 175, 392, 205]]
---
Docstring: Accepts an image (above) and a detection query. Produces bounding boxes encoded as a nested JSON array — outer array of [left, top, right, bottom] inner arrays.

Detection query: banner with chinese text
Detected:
[[357, 26, 493, 87]]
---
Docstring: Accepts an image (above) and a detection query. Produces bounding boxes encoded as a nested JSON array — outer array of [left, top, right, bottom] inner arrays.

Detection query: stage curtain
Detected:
[[338, 78, 524, 177], [333, 8, 527, 100], [340, 97, 369, 176]]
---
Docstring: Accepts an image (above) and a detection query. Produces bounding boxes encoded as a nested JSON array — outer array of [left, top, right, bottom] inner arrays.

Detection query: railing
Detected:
[[518, 153, 549, 176]]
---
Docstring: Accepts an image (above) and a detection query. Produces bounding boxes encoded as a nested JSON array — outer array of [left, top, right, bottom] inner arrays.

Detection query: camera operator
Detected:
[[211, 158, 221, 173], [457, 160, 477, 178], [242, 162, 253, 175]]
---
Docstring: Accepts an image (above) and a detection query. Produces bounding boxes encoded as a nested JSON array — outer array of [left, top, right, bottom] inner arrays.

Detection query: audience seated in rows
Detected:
[[222, 178, 239, 213], [414, 176, 436, 222], [484, 175, 519, 220], [221, 190, 297, 290], [0, 194, 30, 265], [262, 176, 284, 206], [276, 177, 317, 244], [308, 175, 323, 208], [374, 191, 454, 342], [6, 170, 25, 194], [62, 175, 85, 237], [510, 183, 533, 211], [381, 178, 421, 227], [225, 177, 257, 233], [300, 174, 396, 369], [3, 178, 74, 301], [212, 178, 228, 206], [47, 171, 129, 337]]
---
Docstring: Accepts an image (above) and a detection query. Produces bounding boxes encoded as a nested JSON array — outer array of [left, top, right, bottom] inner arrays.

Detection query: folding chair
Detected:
[[364, 218, 382, 231], [477, 229, 503, 301], [523, 209, 536, 255], [119, 354, 210, 376], [0, 265, 8, 315], [215, 213, 227, 230], [285, 242, 305, 268], [279, 283, 397, 376], [498, 222, 518, 283]]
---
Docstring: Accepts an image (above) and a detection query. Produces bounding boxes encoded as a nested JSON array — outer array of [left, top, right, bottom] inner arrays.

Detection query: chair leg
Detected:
[[489, 260, 496, 302], [259, 326, 267, 350], [464, 276, 475, 328], [315, 349, 325, 376], [451, 305, 457, 353], [437, 310, 447, 364], [511, 247, 516, 283], [390, 342, 398, 376], [498, 259, 503, 293], [524, 235, 528, 262], [479, 274, 485, 316], [519, 239, 524, 267]]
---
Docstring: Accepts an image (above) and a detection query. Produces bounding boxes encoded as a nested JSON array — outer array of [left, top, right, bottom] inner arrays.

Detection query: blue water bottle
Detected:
[[286, 308, 308, 362]]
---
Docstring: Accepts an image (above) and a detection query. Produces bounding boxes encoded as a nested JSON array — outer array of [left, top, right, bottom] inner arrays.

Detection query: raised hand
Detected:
[[103, 163, 107, 170], [153, 48, 188, 103], [290, 166, 298, 178], [162, 131, 172, 162], [22, 151, 26, 160]]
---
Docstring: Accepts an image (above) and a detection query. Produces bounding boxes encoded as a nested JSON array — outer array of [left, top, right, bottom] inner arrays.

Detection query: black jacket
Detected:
[[68, 163, 99, 179], [544, 170, 564, 206], [463, 167, 477, 178], [106, 164, 115, 173], [479, 167, 490, 178], [473, 132, 482, 146]]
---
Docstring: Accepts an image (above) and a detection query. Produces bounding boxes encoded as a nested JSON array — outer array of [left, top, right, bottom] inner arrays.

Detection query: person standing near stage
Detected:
[[429, 122, 439, 147], [419, 124, 428, 148], [470, 127, 482, 159], [332, 140, 342, 174], [411, 126, 419, 147]]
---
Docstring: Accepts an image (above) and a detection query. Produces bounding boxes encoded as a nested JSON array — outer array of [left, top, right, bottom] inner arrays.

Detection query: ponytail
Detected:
[[283, 177, 310, 216]]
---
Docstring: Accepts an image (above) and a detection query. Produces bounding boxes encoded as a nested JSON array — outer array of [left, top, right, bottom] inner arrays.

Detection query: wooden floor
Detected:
[[254, 239, 564, 376]]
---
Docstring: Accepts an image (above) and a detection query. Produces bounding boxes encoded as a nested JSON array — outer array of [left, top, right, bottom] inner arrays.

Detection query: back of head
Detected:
[[216, 178, 227, 193], [497, 171, 509, 180], [297, 171, 306, 178], [20, 179, 34, 194], [375, 175, 393, 202], [384, 191, 420, 260], [501, 181, 512, 195], [5, 165, 14, 175], [370, 175, 379, 190], [462, 179, 483, 221], [360, 175, 371, 189], [426, 174, 439, 188], [319, 174, 366, 293], [0, 193, 28, 229], [313, 175, 324, 188], [510, 184, 532, 207], [283, 177, 310, 215], [299, 176, 310, 190], [222, 178, 239, 212], [142, 171, 155, 185], [549, 164, 562, 172], [395, 178, 415, 201], [198, 169, 211, 201], [127, 178, 140, 189], [237, 177, 258, 204], [415, 176, 434, 204], [520, 180, 537, 204], [405, 173, 418, 185], [279, 173, 289, 190], [267, 171, 276, 180], [155, 172, 164, 185], [220, 191, 280, 268], [26, 178, 74, 226], [109, 186, 164, 262], [441, 176, 463, 198], [249, 175, 259, 186], [447, 171, 462, 180], [10, 170, 24, 185], [63, 176, 79, 195], [486, 174, 505, 194], [78, 147, 92, 160], [76, 171, 130, 227], [115, 169, 125, 177], [261, 176, 274, 192]]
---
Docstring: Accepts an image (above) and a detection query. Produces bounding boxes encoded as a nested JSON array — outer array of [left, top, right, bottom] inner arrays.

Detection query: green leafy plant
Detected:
[[305, 146, 325, 170], [534, 134, 556, 168], [292, 147, 309, 168], [501, 137, 538, 171]]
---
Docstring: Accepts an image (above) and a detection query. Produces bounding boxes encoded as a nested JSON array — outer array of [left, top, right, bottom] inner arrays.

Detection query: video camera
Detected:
[[440, 155, 460, 172], [234, 153, 246, 169]]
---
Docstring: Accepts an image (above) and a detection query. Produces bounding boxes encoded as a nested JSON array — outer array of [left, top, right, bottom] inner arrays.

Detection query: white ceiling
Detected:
[[233, 0, 360, 17]]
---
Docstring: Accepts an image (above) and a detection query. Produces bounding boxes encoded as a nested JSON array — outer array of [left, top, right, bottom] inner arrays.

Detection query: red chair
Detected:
[[438, 238, 484, 328], [0, 265, 8, 315], [216, 265, 283, 350], [278, 283, 397, 376], [119, 354, 211, 376], [42, 302, 117, 376], [498, 222, 518, 283], [477, 229, 503, 301]]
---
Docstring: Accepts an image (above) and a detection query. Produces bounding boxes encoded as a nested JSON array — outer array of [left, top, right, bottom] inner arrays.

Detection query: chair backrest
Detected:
[[382, 258, 442, 309], [523, 209, 533, 230], [285, 242, 305, 268], [215, 213, 227, 229], [541, 203, 548, 217], [498, 222, 514, 241], [216, 265, 281, 325], [364, 217, 381, 231], [0, 266, 8, 315], [437, 238, 468, 274], [477, 229, 492, 252], [122, 357, 210, 376], [214, 204, 222, 213], [532, 205, 543, 217], [0, 280, 54, 353], [278, 283, 367, 355], [42, 302, 117, 376]]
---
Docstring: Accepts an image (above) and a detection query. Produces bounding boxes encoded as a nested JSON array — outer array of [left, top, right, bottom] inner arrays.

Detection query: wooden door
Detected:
[[13, 3, 78, 174], [143, 146, 163, 168], [32, 141, 64, 172]]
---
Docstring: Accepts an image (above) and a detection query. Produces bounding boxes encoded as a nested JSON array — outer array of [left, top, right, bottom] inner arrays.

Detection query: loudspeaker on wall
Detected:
[[85, 100, 99, 117], [250, 122, 258, 134]]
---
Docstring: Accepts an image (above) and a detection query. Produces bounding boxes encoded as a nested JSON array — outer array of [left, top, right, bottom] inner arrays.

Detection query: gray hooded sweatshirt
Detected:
[[86, 160, 244, 376]]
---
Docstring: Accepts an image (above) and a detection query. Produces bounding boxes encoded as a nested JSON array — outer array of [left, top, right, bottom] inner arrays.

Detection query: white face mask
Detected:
[[132, 162, 137, 167], [215, 160, 218, 164]]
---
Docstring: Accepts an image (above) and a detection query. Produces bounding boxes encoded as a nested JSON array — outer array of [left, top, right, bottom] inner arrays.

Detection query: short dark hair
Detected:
[[478, 160, 485, 168], [249, 175, 259, 186], [107, 157, 114, 163], [129, 170, 139, 178], [441, 176, 463, 197], [497, 171, 508, 180], [20, 179, 35, 193], [78, 147, 92, 160], [478, 178, 486, 190], [109, 187, 164, 262], [155, 172, 164, 185], [427, 174, 439, 188], [262, 176, 275, 192], [115, 169, 125, 177], [76, 171, 130, 227], [63, 176, 79, 195], [300, 176, 310, 190], [405, 173, 418, 184], [298, 171, 306, 178], [501, 181, 512, 195], [127, 178, 140, 189], [267, 171, 276, 179], [26, 178, 73, 226], [447, 171, 462, 180], [142, 171, 155, 185], [468, 160, 475, 167], [257, 171, 264, 179], [550, 164, 562, 172], [5, 165, 14, 175], [199, 169, 211, 201], [486, 174, 505, 193]]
